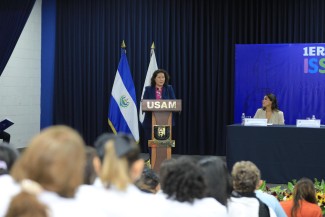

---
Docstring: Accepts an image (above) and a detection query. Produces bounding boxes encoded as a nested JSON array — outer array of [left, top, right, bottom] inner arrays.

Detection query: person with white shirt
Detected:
[[198, 156, 232, 207], [0, 143, 19, 217], [255, 180, 287, 217], [92, 133, 164, 217], [0, 142, 19, 176], [2, 125, 106, 217], [159, 157, 228, 217], [228, 161, 277, 217]]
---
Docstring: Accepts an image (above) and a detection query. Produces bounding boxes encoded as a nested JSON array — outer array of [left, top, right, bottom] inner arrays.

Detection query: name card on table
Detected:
[[244, 118, 267, 126], [296, 119, 321, 128]]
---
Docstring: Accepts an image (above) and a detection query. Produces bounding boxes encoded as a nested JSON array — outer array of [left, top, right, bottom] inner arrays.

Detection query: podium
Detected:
[[141, 99, 182, 172]]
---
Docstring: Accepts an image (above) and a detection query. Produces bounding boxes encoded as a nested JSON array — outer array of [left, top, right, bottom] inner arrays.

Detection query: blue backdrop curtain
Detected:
[[0, 0, 36, 76], [53, 0, 325, 155]]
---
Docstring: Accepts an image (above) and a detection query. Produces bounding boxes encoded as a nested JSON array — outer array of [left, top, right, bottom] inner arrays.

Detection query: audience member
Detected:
[[92, 133, 115, 182], [0, 131, 10, 143], [0, 143, 20, 217], [228, 161, 276, 217], [0, 143, 19, 176], [93, 133, 163, 217], [198, 156, 232, 206], [94, 133, 144, 190], [255, 180, 287, 217], [135, 167, 160, 194], [5, 182, 48, 217], [280, 178, 322, 217], [159, 157, 227, 217], [83, 146, 100, 185], [1, 125, 106, 217]]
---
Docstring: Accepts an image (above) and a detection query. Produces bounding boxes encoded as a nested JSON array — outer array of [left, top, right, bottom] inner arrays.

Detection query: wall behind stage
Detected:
[[0, 0, 41, 148], [235, 44, 325, 125], [48, 0, 325, 155]]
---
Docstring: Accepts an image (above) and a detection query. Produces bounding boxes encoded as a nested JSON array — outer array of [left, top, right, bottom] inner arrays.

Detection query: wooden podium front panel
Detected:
[[150, 112, 172, 172], [149, 142, 172, 173]]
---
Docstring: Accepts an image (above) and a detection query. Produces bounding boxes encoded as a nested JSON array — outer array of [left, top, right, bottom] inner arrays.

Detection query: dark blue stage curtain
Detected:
[[0, 0, 36, 76], [53, 0, 325, 155]]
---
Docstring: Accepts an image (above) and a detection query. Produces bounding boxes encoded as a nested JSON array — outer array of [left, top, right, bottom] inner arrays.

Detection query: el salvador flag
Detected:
[[108, 47, 139, 141]]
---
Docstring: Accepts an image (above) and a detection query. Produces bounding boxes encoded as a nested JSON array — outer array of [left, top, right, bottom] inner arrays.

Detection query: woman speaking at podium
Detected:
[[253, 93, 285, 125], [142, 69, 176, 156]]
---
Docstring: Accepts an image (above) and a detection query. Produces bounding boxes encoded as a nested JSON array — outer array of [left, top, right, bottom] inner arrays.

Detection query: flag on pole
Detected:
[[108, 42, 139, 141], [139, 42, 158, 123]]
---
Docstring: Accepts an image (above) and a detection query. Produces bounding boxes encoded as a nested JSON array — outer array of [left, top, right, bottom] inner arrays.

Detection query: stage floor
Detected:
[[139, 153, 224, 162]]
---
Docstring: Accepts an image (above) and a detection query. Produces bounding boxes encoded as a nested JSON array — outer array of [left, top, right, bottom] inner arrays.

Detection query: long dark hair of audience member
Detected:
[[291, 178, 318, 217], [198, 156, 232, 206], [0, 143, 19, 176], [160, 157, 206, 203], [5, 126, 85, 217], [83, 146, 100, 185], [99, 133, 143, 191]]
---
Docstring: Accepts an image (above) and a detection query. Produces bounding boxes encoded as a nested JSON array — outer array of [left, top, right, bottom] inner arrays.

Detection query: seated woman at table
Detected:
[[254, 93, 284, 125]]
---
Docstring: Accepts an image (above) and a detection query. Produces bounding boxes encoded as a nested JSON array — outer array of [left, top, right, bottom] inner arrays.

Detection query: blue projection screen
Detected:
[[235, 44, 325, 125]]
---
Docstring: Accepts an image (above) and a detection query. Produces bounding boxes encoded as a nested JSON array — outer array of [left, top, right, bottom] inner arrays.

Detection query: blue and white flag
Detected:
[[139, 44, 158, 123], [108, 48, 139, 141]]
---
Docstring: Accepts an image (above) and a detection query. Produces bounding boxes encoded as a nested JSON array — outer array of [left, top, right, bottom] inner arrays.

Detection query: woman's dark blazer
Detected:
[[142, 85, 176, 128]]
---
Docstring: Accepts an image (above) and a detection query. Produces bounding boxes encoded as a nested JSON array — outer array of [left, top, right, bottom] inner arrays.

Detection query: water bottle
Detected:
[[312, 115, 316, 120], [241, 113, 245, 125]]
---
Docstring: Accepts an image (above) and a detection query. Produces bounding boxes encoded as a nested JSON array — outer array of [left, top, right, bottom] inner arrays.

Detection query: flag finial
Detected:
[[151, 42, 155, 49], [121, 40, 126, 49]]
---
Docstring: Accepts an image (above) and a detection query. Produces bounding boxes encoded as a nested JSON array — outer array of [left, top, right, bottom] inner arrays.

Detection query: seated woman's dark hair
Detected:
[[94, 133, 116, 162], [135, 167, 160, 193], [198, 156, 232, 206], [264, 93, 279, 111], [150, 69, 170, 86], [83, 146, 99, 185], [160, 156, 206, 203]]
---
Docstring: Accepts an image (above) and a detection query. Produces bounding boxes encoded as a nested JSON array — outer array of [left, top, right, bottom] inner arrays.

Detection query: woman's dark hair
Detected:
[[0, 143, 19, 175], [150, 69, 170, 86], [135, 167, 160, 193], [160, 156, 206, 203], [198, 157, 232, 206], [291, 178, 317, 217], [94, 133, 139, 164], [94, 133, 116, 162], [264, 93, 279, 111], [83, 146, 98, 185]]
